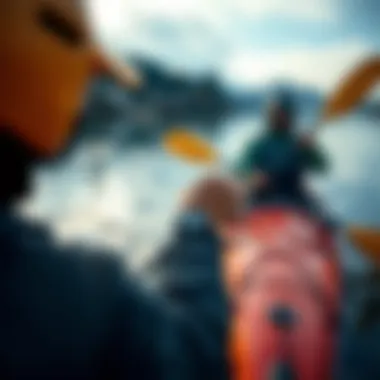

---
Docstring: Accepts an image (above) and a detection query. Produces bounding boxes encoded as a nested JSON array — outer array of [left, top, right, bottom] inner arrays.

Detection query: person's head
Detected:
[[265, 86, 296, 132], [0, 0, 138, 202]]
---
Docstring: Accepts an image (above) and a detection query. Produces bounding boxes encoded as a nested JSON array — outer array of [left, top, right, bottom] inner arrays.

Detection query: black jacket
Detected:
[[0, 208, 229, 380]]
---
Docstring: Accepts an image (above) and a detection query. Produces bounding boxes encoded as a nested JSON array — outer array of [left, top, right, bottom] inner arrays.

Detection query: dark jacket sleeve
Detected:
[[303, 144, 329, 173], [233, 139, 261, 178], [144, 212, 230, 380], [104, 213, 230, 380]]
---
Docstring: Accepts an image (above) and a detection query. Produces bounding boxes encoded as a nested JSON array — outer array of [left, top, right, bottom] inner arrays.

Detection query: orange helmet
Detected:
[[0, 0, 140, 156]]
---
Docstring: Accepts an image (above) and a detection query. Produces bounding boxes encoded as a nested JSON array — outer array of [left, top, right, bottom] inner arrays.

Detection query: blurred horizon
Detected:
[[87, 0, 380, 96]]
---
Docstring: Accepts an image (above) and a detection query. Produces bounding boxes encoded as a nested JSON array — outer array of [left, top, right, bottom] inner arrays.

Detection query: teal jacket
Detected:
[[234, 130, 328, 198]]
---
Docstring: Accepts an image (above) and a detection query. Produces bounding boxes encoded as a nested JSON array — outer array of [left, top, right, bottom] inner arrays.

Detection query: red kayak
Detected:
[[224, 206, 341, 380]]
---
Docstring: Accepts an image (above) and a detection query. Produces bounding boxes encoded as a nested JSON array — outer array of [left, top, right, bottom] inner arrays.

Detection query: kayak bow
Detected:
[[224, 206, 341, 380]]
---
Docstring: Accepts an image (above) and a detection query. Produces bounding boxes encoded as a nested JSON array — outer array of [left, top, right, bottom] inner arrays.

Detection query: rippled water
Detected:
[[21, 112, 380, 272]]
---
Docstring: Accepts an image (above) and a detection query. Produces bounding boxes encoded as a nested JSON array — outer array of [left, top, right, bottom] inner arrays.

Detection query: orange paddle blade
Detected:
[[348, 226, 380, 266], [163, 129, 219, 165], [323, 56, 380, 121]]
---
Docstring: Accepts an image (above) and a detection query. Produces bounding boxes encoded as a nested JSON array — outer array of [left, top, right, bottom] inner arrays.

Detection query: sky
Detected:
[[86, 0, 380, 93]]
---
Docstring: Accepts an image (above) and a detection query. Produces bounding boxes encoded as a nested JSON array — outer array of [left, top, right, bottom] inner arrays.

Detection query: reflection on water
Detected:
[[21, 112, 380, 271]]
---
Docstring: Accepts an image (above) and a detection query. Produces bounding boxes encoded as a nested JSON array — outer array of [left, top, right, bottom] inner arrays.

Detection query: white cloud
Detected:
[[221, 41, 375, 92], [86, 0, 378, 92], [89, 0, 334, 28], [87, 0, 336, 54], [229, 0, 334, 21]]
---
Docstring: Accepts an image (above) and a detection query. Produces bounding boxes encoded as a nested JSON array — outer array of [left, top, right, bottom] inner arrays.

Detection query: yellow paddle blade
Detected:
[[348, 226, 380, 266], [323, 56, 380, 121], [163, 129, 219, 165]]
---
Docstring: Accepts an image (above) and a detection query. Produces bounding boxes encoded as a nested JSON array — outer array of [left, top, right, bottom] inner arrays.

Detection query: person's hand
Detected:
[[181, 176, 245, 236]]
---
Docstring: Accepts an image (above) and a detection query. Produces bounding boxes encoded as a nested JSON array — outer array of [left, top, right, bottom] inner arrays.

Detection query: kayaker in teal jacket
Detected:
[[235, 88, 329, 209]]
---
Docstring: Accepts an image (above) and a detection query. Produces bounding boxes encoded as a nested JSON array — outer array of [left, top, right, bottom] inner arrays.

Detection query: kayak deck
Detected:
[[224, 206, 341, 380]]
